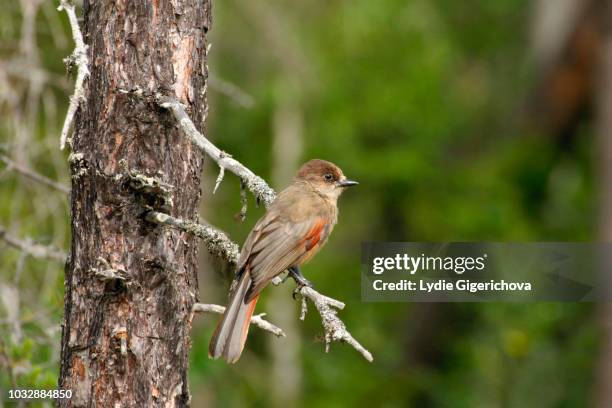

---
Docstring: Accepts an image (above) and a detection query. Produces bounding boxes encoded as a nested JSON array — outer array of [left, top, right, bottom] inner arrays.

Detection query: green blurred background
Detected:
[[0, 0, 603, 407]]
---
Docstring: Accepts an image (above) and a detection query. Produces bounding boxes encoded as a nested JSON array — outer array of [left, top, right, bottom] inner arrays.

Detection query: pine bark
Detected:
[[59, 1, 211, 406]]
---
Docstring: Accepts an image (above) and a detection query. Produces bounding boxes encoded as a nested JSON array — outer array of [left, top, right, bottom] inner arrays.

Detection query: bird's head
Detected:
[[295, 159, 358, 201]]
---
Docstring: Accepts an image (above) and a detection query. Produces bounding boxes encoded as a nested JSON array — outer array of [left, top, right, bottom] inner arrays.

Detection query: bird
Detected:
[[208, 159, 358, 363]]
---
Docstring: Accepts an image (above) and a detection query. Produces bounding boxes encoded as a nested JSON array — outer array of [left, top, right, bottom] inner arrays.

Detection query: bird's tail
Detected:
[[208, 270, 259, 363]]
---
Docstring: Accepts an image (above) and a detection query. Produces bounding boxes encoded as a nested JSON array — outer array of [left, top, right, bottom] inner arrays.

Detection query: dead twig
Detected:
[[156, 95, 277, 208], [192, 303, 285, 338], [0, 154, 69, 194], [0, 226, 66, 262], [58, 0, 89, 150]]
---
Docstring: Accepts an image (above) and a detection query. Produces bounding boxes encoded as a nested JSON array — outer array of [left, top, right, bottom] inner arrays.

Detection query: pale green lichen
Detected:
[[122, 162, 174, 210], [69, 152, 88, 179]]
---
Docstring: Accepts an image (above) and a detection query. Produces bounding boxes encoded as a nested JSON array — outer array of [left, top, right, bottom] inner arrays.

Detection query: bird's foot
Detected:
[[293, 274, 313, 289], [289, 267, 313, 288], [289, 267, 313, 299], [292, 284, 312, 299]]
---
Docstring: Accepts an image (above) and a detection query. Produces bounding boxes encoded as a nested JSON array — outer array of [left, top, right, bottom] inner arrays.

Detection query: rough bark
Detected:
[[59, 1, 211, 407]]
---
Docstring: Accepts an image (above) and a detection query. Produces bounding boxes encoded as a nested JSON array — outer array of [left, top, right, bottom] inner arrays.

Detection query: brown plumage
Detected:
[[208, 159, 357, 363]]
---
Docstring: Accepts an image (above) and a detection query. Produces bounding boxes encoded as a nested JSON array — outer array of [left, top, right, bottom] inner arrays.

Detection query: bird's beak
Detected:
[[337, 179, 359, 188]]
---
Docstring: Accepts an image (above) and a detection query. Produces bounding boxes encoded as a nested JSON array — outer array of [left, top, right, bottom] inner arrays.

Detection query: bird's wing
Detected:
[[243, 215, 328, 302], [236, 211, 280, 273]]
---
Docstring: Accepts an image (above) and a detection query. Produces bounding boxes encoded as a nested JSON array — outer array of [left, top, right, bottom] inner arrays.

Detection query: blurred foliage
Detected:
[[1, 1, 71, 407], [0, 0, 599, 407]]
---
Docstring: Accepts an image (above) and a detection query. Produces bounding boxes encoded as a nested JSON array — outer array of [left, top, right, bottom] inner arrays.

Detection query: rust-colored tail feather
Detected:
[[209, 271, 258, 363]]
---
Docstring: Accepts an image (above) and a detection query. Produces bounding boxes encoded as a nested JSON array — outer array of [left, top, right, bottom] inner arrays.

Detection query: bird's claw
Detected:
[[288, 266, 313, 299], [294, 274, 313, 288], [291, 277, 313, 299], [290, 272, 313, 288]]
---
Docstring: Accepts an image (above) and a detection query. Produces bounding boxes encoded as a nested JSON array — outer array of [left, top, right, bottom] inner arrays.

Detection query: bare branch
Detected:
[[0, 154, 70, 194], [0, 226, 66, 262], [297, 286, 373, 362], [156, 95, 277, 207], [145, 211, 239, 266], [58, 0, 89, 150], [192, 303, 285, 338]]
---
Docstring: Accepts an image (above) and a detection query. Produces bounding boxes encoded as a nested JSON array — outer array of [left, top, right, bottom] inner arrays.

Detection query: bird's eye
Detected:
[[324, 173, 334, 182]]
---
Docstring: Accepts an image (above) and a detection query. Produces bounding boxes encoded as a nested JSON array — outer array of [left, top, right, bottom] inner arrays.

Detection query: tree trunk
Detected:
[[59, 1, 211, 406]]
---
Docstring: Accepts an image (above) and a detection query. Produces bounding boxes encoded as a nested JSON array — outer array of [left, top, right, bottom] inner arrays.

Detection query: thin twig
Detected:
[[145, 211, 239, 266], [0, 154, 70, 194], [156, 95, 277, 208], [298, 286, 373, 362], [213, 166, 225, 194], [13, 252, 27, 285], [192, 303, 285, 338], [0, 283, 23, 345], [0, 226, 66, 262], [208, 74, 255, 109], [58, 0, 89, 150]]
